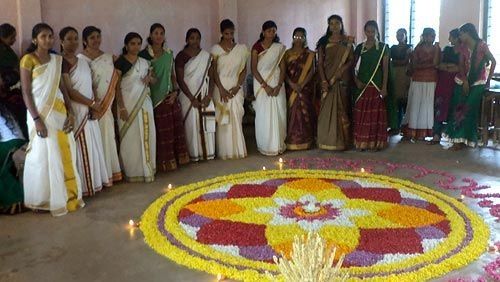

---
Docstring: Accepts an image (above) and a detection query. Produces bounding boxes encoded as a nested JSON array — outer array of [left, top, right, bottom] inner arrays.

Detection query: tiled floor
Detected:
[[1, 132, 498, 282]]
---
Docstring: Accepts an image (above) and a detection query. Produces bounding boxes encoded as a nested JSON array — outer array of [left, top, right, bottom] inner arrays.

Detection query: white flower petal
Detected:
[[210, 184, 233, 193], [343, 208, 371, 217], [298, 194, 318, 204], [355, 179, 391, 188], [421, 238, 444, 252], [274, 197, 294, 206], [211, 244, 242, 257], [255, 207, 279, 214], [297, 219, 323, 231], [269, 215, 297, 226], [399, 190, 426, 201], [376, 253, 418, 265], [180, 222, 199, 239], [328, 215, 355, 227], [322, 199, 345, 208]]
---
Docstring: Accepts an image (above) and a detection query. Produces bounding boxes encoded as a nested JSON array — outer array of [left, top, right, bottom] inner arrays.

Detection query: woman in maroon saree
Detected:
[[283, 27, 316, 150]]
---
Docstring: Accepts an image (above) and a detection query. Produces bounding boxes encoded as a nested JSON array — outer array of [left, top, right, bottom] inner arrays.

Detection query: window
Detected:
[[384, 0, 441, 46], [486, 0, 500, 66]]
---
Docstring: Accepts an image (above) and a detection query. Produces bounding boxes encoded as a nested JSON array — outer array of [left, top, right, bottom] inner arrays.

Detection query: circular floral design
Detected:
[[140, 170, 489, 281]]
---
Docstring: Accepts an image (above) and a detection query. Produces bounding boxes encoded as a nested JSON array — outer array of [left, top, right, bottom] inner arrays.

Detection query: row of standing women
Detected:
[[390, 25, 496, 150], [0, 14, 496, 216]]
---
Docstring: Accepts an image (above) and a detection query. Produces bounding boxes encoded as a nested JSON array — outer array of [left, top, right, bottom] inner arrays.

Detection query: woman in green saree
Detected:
[[353, 20, 389, 151], [139, 23, 189, 171], [445, 23, 496, 150]]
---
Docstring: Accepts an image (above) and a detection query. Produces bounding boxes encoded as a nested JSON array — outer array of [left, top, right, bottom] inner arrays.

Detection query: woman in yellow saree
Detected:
[[316, 15, 354, 151], [20, 23, 84, 216]]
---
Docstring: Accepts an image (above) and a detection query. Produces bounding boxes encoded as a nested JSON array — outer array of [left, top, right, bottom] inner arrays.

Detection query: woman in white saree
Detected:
[[175, 28, 215, 161], [20, 23, 84, 216], [211, 19, 248, 160], [60, 27, 109, 196], [251, 21, 287, 156], [115, 32, 156, 182], [79, 26, 122, 184]]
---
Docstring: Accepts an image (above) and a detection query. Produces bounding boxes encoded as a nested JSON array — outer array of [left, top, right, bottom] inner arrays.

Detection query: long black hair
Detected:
[[416, 27, 436, 47], [449, 28, 460, 39], [26, 23, 54, 53], [0, 104, 17, 139], [0, 23, 16, 44], [122, 32, 142, 55], [316, 14, 345, 49], [364, 20, 380, 41], [220, 19, 235, 42], [147, 23, 165, 46], [397, 28, 408, 44], [184, 28, 201, 49], [258, 20, 279, 43], [59, 26, 78, 53], [82, 25, 101, 49], [292, 27, 307, 48], [459, 23, 481, 42]]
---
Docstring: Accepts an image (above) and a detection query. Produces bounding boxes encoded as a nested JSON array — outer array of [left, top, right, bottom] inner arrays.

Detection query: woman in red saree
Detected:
[[283, 27, 316, 150], [353, 20, 389, 151]]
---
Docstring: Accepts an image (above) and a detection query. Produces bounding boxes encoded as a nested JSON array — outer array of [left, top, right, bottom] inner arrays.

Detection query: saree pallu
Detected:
[[433, 70, 458, 135], [178, 50, 215, 161], [402, 81, 435, 139], [143, 47, 189, 171], [69, 58, 110, 196], [253, 43, 287, 156], [445, 84, 485, 147], [22, 54, 84, 216], [353, 42, 389, 150], [317, 41, 352, 150], [212, 44, 248, 159], [78, 53, 122, 183], [0, 138, 25, 213], [445, 41, 490, 147], [285, 49, 315, 150], [117, 57, 156, 182]]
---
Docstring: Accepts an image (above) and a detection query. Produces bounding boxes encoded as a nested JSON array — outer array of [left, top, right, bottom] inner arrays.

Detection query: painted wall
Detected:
[[40, 0, 219, 56], [1, 0, 18, 30], [236, 0, 351, 49], [439, 0, 483, 45], [1, 0, 20, 51], [0, 0, 488, 56]]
